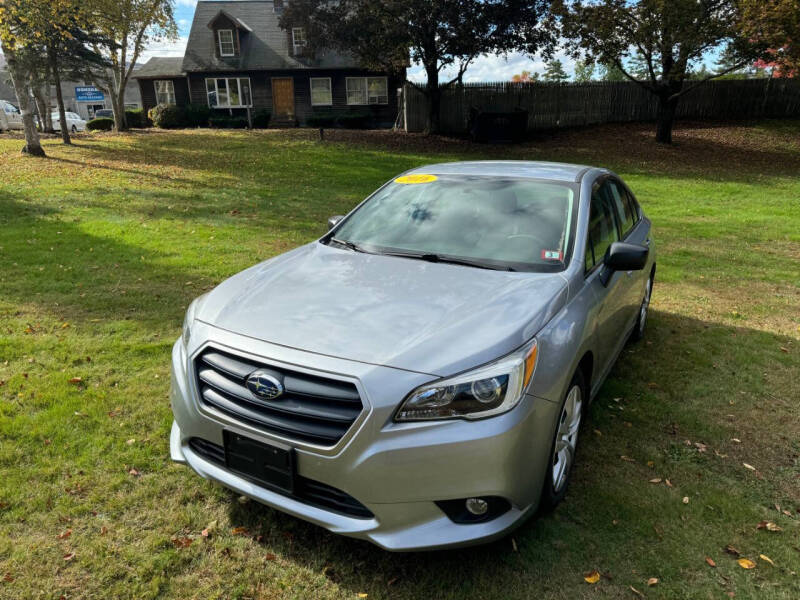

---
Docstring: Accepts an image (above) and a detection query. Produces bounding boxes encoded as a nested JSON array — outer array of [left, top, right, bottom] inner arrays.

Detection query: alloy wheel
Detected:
[[639, 278, 652, 335], [552, 384, 583, 493]]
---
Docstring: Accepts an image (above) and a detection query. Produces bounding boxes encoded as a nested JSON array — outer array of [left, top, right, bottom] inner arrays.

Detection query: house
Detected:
[[134, 0, 404, 128]]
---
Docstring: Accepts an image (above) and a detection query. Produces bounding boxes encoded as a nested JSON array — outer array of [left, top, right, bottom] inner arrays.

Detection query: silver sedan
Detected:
[[170, 161, 656, 550]]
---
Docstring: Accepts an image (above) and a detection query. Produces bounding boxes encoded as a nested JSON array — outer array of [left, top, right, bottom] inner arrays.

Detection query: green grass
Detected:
[[1, 123, 799, 599]]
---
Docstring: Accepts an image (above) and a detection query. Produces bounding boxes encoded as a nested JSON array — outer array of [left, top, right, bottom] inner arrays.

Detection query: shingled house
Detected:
[[135, 0, 404, 128]]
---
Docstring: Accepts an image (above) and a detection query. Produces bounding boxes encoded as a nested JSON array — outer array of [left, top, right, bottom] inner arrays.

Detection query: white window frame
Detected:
[[217, 29, 235, 57], [205, 77, 253, 109], [292, 27, 307, 54], [345, 76, 388, 105], [154, 80, 176, 105], [309, 77, 332, 106]]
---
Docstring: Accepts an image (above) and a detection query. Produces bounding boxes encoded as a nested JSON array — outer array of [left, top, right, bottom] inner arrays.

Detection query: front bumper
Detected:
[[171, 324, 561, 551]]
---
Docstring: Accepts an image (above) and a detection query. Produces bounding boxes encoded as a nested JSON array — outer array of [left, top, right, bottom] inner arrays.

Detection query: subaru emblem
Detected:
[[245, 370, 284, 401]]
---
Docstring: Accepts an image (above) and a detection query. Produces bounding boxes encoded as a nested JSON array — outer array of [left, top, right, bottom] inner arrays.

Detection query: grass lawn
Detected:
[[0, 122, 798, 599]]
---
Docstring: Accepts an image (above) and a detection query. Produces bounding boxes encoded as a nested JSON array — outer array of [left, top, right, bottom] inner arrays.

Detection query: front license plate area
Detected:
[[224, 431, 295, 494]]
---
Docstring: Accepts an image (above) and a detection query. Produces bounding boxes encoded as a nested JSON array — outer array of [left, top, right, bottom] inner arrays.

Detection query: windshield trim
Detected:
[[324, 175, 580, 274]]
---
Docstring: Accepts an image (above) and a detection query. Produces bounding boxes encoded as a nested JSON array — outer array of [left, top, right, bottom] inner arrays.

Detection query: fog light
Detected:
[[465, 497, 488, 516]]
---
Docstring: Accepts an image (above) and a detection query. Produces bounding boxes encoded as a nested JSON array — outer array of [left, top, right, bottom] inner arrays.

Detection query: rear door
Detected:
[[4, 102, 23, 130]]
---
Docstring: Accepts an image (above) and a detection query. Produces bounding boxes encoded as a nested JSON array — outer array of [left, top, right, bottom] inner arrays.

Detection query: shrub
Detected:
[[148, 104, 186, 129], [209, 115, 248, 129], [252, 109, 271, 128], [86, 117, 114, 131], [185, 103, 212, 127], [124, 108, 149, 128], [337, 112, 370, 129], [306, 112, 336, 128]]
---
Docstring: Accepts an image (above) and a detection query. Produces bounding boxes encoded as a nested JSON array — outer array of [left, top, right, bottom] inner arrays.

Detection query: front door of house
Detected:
[[272, 78, 295, 120]]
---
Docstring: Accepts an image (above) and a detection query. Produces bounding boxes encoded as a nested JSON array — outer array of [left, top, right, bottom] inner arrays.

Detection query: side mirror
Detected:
[[600, 242, 648, 285], [327, 215, 344, 231]]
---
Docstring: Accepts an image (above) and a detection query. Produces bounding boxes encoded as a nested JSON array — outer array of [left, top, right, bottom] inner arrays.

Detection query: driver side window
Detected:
[[585, 181, 620, 272]]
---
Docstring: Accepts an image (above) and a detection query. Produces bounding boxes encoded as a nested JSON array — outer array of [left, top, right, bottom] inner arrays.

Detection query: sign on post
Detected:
[[75, 86, 105, 102]]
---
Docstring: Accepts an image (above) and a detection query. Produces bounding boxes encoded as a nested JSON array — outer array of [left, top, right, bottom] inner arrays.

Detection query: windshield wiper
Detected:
[[329, 237, 369, 253], [379, 250, 516, 272]]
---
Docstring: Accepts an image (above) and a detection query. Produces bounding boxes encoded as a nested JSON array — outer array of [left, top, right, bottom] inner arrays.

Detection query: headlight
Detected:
[[394, 339, 538, 422], [181, 294, 207, 347]]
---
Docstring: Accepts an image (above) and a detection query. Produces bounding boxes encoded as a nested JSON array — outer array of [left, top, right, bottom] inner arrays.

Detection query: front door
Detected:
[[272, 78, 295, 120]]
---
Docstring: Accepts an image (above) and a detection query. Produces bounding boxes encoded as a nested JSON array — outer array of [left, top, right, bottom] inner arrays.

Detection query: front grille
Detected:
[[194, 348, 363, 446], [188, 437, 373, 519]]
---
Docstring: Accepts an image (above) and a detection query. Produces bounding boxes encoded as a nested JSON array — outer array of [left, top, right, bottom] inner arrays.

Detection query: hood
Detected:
[[198, 243, 568, 376]]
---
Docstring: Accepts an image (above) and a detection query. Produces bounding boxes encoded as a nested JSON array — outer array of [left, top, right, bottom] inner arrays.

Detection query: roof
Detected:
[[182, 0, 359, 73], [406, 161, 594, 183], [133, 57, 185, 79]]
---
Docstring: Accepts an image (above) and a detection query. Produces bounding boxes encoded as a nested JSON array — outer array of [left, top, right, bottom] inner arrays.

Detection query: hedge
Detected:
[[124, 108, 150, 128], [185, 104, 212, 127], [148, 104, 186, 129], [86, 117, 115, 131], [209, 115, 248, 129]]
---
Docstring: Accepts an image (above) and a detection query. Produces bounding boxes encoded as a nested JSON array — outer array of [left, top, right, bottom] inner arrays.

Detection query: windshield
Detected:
[[329, 175, 577, 272]]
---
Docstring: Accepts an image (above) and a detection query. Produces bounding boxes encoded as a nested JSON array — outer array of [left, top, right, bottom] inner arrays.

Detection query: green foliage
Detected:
[[543, 59, 568, 82], [209, 115, 248, 129], [184, 103, 212, 127], [252, 109, 272, 128], [86, 117, 115, 131], [124, 108, 150, 128], [306, 112, 337, 128], [148, 104, 186, 129], [600, 61, 627, 82], [336, 112, 370, 129], [573, 60, 595, 83]]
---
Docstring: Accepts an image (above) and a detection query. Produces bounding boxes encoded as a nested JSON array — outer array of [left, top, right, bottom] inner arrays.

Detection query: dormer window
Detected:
[[218, 29, 235, 57], [292, 27, 307, 55]]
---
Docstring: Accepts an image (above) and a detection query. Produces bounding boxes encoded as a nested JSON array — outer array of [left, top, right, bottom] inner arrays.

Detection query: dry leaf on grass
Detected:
[[265, 553, 277, 561], [743, 463, 756, 471], [63, 553, 75, 561], [68, 377, 82, 384], [584, 570, 601, 584], [647, 577, 659, 586], [683, 496, 690, 504], [171, 537, 192, 548], [737, 558, 756, 569], [724, 545, 741, 557], [231, 526, 249, 535], [3, 573, 14, 582], [705, 557, 716, 567], [756, 520, 782, 532], [57, 529, 72, 540], [128, 468, 140, 477], [649, 478, 662, 484], [357, 594, 368, 598], [629, 586, 644, 597], [759, 554, 775, 566], [620, 455, 636, 462]]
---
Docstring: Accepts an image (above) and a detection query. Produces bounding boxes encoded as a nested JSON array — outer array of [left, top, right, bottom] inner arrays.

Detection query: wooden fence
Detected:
[[399, 78, 800, 134]]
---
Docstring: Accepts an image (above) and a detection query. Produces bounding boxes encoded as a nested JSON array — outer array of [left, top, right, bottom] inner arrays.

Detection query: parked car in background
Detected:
[[94, 109, 114, 119], [0, 100, 23, 131], [171, 161, 656, 551], [51, 111, 87, 133]]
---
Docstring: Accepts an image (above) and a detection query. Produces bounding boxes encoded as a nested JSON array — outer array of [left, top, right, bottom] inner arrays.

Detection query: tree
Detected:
[[573, 59, 594, 82], [543, 59, 568, 82], [282, 0, 553, 133], [0, 2, 46, 156], [557, 0, 753, 144], [86, 0, 177, 131], [599, 60, 626, 81], [512, 69, 540, 82], [739, 0, 799, 76]]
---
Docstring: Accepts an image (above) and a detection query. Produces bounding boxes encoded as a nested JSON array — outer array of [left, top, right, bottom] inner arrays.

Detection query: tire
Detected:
[[71, 125, 77, 133], [540, 369, 586, 511], [630, 273, 653, 343]]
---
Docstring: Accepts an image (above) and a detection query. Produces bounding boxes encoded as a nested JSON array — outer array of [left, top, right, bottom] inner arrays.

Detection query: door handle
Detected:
[[645, 238, 651, 247]]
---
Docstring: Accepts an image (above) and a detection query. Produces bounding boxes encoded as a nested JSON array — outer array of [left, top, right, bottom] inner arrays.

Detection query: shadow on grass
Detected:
[[217, 309, 798, 598]]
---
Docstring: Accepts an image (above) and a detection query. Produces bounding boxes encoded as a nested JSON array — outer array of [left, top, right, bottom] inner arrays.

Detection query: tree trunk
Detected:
[[655, 94, 678, 144], [424, 63, 441, 135], [2, 43, 45, 157], [48, 47, 71, 145], [32, 88, 49, 132], [112, 88, 127, 131], [44, 85, 53, 131]]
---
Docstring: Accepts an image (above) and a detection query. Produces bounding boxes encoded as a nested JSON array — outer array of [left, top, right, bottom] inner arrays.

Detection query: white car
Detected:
[[52, 111, 87, 133], [0, 100, 24, 131]]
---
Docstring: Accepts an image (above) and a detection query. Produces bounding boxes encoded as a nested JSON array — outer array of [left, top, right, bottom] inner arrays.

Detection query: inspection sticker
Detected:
[[394, 174, 438, 184], [541, 250, 563, 261]]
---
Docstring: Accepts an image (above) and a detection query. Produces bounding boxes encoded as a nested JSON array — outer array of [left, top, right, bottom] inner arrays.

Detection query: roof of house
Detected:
[[133, 57, 186, 79], [182, 0, 359, 73]]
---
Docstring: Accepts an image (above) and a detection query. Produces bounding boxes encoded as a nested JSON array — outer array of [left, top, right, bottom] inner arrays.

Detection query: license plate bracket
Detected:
[[224, 431, 295, 494]]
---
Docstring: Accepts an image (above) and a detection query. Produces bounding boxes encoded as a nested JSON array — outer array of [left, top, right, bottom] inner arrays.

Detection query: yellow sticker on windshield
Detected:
[[394, 174, 438, 184]]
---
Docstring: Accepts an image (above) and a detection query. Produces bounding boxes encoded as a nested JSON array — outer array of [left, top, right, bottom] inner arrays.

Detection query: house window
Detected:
[[292, 27, 307, 54], [206, 77, 252, 108], [217, 29, 235, 57], [310, 77, 332, 106], [154, 80, 176, 105], [346, 77, 389, 105]]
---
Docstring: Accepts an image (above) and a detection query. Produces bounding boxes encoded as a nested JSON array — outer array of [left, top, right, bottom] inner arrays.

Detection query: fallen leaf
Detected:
[[231, 526, 249, 535], [629, 585, 644, 598], [780, 347, 789, 353], [201, 528, 210, 538], [705, 557, 716, 567], [57, 529, 72, 540], [646, 460, 654, 468], [731, 438, 741, 443], [128, 468, 140, 477], [620, 455, 636, 462], [2, 573, 14, 583], [782, 510, 792, 517], [737, 558, 756, 569], [171, 537, 192, 548], [126, 438, 135, 445], [683, 496, 690, 504], [766, 522, 782, 532], [265, 552, 277, 561], [759, 554, 774, 566], [584, 570, 600, 584], [743, 463, 756, 471], [68, 377, 82, 384], [649, 478, 662, 484], [387, 577, 398, 586], [357, 594, 368, 599], [511, 537, 518, 552], [647, 577, 659, 586], [63, 553, 75, 561], [100, 526, 107, 535], [665, 479, 673, 487], [593, 429, 602, 436], [724, 545, 741, 557]]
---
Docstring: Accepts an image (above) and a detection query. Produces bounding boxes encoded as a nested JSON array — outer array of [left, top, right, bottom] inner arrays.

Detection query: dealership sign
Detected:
[[75, 86, 105, 102]]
